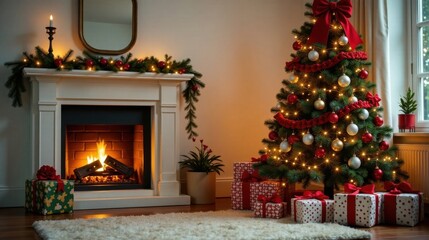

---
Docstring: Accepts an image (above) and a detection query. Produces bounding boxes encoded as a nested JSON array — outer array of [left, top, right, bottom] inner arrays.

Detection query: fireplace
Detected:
[[61, 105, 152, 191], [25, 68, 192, 209]]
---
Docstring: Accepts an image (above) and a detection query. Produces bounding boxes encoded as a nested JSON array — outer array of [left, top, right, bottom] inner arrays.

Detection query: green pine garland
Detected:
[[4, 46, 204, 139]]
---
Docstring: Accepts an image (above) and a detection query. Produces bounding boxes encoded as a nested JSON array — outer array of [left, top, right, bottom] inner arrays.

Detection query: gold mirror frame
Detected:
[[78, 0, 137, 55]]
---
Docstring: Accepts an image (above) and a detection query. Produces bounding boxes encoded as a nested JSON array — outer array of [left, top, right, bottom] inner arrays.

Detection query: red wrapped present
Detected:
[[334, 183, 382, 227], [380, 181, 424, 226], [231, 180, 284, 210], [291, 191, 334, 223], [233, 162, 259, 181], [254, 193, 286, 219]]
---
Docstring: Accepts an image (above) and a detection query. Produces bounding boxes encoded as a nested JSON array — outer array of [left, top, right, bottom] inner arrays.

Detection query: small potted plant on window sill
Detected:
[[398, 87, 417, 132], [179, 138, 224, 204]]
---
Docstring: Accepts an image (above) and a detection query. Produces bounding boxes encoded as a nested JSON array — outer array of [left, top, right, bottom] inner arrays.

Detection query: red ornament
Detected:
[[362, 132, 373, 143], [99, 58, 108, 65], [328, 112, 339, 124], [292, 41, 302, 50], [287, 134, 300, 144], [191, 84, 199, 91], [359, 69, 369, 79], [373, 166, 383, 180], [157, 61, 166, 69], [54, 58, 63, 67], [178, 68, 186, 74], [373, 116, 384, 127], [287, 93, 298, 104], [122, 63, 130, 71], [115, 60, 123, 68], [315, 147, 326, 158], [85, 59, 94, 68], [379, 140, 389, 151], [268, 131, 279, 141]]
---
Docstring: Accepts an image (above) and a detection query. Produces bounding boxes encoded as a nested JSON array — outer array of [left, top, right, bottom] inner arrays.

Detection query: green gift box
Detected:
[[25, 179, 74, 215]]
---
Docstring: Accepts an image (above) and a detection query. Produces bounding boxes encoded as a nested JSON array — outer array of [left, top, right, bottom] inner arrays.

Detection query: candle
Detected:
[[49, 15, 53, 27]]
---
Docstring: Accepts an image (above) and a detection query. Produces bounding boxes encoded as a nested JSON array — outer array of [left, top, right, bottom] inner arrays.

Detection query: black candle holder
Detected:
[[45, 26, 56, 56]]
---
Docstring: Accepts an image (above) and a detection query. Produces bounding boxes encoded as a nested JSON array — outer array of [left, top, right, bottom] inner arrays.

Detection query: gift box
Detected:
[[25, 179, 74, 215], [379, 181, 425, 226], [233, 162, 258, 181], [291, 191, 334, 223], [254, 194, 286, 219], [334, 183, 382, 227], [231, 180, 283, 210]]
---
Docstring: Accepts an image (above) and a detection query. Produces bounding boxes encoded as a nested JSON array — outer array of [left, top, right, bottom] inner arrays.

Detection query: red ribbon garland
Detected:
[[36, 165, 64, 192], [383, 181, 423, 225], [257, 193, 283, 217], [344, 183, 379, 226], [307, 0, 362, 50], [293, 191, 329, 222]]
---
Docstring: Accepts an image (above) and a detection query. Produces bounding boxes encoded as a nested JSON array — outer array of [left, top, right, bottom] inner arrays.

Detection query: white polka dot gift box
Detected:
[[334, 183, 383, 227], [378, 181, 425, 227], [291, 190, 334, 223]]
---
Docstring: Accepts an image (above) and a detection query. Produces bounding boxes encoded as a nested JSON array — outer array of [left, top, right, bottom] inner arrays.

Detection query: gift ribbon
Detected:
[[293, 191, 329, 222], [383, 181, 423, 225], [36, 165, 64, 192], [241, 170, 263, 183], [257, 193, 283, 218], [307, 0, 362, 49], [344, 183, 379, 226]]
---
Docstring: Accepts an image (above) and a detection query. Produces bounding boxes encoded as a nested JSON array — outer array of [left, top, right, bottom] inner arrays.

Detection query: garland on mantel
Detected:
[[4, 46, 204, 139]]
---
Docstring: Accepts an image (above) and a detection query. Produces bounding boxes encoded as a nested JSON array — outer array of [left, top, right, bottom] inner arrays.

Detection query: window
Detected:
[[412, 0, 429, 123]]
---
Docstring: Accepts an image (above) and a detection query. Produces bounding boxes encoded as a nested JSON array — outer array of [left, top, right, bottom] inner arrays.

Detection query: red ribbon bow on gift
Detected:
[[295, 190, 329, 200], [366, 92, 381, 107], [344, 183, 375, 195], [257, 193, 283, 204], [384, 181, 415, 194], [241, 170, 263, 182], [307, 0, 362, 50], [36, 165, 64, 192]]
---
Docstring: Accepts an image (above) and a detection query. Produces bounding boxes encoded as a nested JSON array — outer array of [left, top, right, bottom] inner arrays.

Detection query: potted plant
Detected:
[[398, 87, 417, 132], [179, 138, 224, 204]]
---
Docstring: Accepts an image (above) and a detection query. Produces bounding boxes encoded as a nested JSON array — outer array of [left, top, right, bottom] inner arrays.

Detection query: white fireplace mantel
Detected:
[[24, 68, 192, 209]]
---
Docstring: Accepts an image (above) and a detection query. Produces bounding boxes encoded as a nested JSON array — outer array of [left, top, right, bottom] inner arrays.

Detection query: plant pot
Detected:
[[186, 171, 216, 204], [398, 114, 416, 131]]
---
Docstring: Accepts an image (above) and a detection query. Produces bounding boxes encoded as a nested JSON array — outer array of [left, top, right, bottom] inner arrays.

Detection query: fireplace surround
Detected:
[[25, 68, 192, 209]]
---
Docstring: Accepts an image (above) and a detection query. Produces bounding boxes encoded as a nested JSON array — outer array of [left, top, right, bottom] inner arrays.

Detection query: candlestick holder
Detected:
[[45, 26, 56, 56]]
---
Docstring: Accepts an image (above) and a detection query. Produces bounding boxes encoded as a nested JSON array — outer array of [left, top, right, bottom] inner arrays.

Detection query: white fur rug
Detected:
[[33, 210, 371, 240]]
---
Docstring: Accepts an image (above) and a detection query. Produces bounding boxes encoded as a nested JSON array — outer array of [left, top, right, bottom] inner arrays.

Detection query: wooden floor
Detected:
[[0, 197, 428, 239]]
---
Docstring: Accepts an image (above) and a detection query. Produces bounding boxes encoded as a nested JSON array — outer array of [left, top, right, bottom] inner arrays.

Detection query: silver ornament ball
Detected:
[[346, 122, 359, 136], [338, 74, 351, 88], [348, 154, 361, 169], [308, 50, 319, 61], [338, 35, 349, 46], [358, 109, 369, 120], [331, 138, 344, 152], [288, 74, 299, 83], [280, 140, 291, 152], [348, 95, 358, 104], [314, 98, 325, 110], [303, 133, 314, 145]]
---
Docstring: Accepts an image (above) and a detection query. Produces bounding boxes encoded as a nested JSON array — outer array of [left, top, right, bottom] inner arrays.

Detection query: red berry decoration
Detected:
[[115, 60, 123, 68], [54, 58, 63, 67], [99, 57, 108, 65], [178, 68, 186, 74], [359, 69, 369, 79], [292, 41, 302, 50], [373, 166, 383, 180], [379, 140, 389, 151], [157, 61, 166, 69], [373, 116, 384, 127], [122, 63, 130, 71], [287, 134, 300, 144], [315, 147, 326, 158], [268, 131, 279, 141], [328, 112, 339, 124], [362, 132, 373, 143], [191, 84, 199, 91], [287, 93, 298, 104], [85, 59, 94, 68]]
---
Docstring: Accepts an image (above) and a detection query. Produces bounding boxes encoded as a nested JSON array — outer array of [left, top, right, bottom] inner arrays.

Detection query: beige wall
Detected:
[[0, 0, 408, 206]]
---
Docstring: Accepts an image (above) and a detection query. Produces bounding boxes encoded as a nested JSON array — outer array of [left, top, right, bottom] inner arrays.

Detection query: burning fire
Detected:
[[87, 139, 107, 171]]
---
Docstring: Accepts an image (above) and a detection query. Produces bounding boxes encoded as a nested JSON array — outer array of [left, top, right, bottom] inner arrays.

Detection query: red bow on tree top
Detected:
[[384, 181, 415, 194], [344, 183, 375, 194], [307, 0, 363, 50], [295, 190, 329, 200]]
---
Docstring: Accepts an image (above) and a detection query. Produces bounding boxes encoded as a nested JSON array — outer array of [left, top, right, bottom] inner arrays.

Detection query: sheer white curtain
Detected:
[[350, 0, 392, 127]]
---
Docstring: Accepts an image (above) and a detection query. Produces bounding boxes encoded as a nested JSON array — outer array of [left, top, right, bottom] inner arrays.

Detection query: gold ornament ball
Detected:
[[331, 138, 344, 152], [314, 98, 325, 110], [288, 74, 299, 83], [348, 95, 358, 104], [338, 74, 351, 88]]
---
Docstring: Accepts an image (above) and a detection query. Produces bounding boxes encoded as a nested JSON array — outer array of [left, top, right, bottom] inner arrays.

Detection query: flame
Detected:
[[87, 139, 108, 171]]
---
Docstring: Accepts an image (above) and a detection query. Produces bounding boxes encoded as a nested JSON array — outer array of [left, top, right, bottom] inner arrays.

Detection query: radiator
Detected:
[[396, 144, 429, 204]]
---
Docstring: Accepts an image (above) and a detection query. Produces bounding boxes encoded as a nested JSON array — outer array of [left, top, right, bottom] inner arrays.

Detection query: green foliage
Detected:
[[399, 87, 417, 114], [4, 47, 203, 139], [179, 139, 224, 175]]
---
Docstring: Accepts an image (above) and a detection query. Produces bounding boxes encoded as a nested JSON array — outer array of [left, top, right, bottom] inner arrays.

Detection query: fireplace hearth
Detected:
[[25, 68, 193, 209]]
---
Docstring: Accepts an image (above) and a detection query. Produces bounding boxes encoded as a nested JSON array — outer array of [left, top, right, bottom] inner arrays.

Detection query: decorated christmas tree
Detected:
[[253, 0, 408, 197]]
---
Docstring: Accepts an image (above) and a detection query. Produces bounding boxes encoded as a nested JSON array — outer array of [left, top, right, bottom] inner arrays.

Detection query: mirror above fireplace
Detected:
[[78, 0, 137, 55]]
